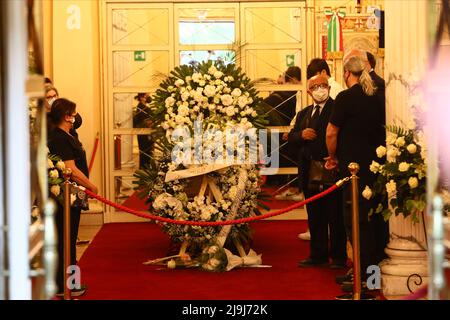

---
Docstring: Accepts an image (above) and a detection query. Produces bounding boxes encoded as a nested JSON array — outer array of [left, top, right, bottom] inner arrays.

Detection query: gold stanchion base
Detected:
[[335, 292, 377, 300]]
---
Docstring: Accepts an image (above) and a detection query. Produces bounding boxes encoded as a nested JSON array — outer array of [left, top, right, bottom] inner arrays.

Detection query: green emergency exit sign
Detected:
[[286, 54, 295, 67], [134, 51, 146, 61]]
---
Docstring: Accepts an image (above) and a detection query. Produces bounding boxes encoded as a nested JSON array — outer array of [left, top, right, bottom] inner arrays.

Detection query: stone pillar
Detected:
[[381, 0, 430, 299]]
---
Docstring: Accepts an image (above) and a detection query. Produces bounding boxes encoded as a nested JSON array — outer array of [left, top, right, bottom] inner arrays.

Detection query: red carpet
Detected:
[[78, 221, 348, 300]]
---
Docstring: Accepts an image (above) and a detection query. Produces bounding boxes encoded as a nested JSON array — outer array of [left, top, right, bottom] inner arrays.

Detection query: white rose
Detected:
[[223, 87, 231, 94], [214, 71, 223, 79], [408, 177, 419, 189], [395, 136, 406, 147], [369, 161, 381, 173], [406, 144, 417, 154], [165, 96, 176, 107], [174, 79, 184, 87], [181, 91, 190, 101], [225, 106, 235, 117], [387, 147, 399, 163], [50, 185, 60, 197], [47, 158, 54, 168], [221, 94, 233, 106], [231, 88, 242, 97], [175, 115, 185, 124], [199, 80, 206, 87], [398, 162, 410, 172], [56, 160, 65, 171], [376, 146, 387, 158], [192, 72, 202, 82], [362, 186, 373, 200], [204, 85, 216, 97], [386, 180, 397, 197], [237, 96, 248, 108], [49, 169, 59, 179]]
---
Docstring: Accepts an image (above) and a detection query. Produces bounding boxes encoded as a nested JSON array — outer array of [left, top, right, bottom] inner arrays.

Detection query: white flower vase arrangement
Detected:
[[365, 124, 428, 299]]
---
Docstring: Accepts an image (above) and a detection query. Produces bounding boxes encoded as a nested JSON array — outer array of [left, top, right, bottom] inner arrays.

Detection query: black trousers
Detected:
[[342, 184, 378, 280], [56, 203, 81, 293], [137, 135, 153, 169], [304, 187, 347, 263]]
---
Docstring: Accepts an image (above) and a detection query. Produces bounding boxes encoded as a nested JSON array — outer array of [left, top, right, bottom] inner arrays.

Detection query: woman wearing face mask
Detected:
[[48, 98, 98, 297], [325, 56, 383, 291], [45, 84, 83, 137], [288, 74, 347, 269]]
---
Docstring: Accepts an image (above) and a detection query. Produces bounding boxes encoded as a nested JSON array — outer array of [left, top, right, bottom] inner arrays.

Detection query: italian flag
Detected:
[[325, 10, 345, 52]]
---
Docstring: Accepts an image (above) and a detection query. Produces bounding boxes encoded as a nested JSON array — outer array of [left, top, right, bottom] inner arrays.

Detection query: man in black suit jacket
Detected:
[[288, 75, 347, 268]]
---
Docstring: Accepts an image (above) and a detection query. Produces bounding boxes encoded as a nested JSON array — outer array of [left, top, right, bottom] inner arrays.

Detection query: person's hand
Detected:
[[301, 128, 317, 140], [282, 132, 289, 141], [324, 156, 338, 170]]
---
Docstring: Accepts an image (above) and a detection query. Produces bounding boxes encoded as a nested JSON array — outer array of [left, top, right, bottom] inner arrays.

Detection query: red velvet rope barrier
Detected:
[[83, 183, 341, 226]]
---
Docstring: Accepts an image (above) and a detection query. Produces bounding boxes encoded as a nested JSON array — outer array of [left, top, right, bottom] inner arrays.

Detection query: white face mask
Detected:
[[311, 87, 329, 103], [47, 97, 56, 106]]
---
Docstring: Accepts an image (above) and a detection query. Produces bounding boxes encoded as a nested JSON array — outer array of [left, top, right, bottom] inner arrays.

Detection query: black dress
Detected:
[[48, 127, 89, 292], [329, 84, 384, 276]]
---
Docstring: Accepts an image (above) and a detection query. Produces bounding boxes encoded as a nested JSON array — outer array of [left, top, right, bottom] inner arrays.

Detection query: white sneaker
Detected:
[[274, 189, 295, 200], [298, 231, 311, 241]]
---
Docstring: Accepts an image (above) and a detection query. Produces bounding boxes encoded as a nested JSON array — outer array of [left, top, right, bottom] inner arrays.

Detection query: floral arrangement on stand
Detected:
[[363, 124, 427, 222], [134, 61, 269, 270]]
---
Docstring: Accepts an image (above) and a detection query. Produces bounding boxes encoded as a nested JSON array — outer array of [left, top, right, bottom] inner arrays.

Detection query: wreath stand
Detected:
[[144, 167, 252, 267]]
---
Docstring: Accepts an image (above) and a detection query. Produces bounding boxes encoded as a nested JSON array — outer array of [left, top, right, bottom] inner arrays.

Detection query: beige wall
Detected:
[[46, 0, 103, 193]]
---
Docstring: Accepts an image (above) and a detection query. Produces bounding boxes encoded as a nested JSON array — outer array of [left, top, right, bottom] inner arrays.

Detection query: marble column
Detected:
[[381, 0, 430, 299]]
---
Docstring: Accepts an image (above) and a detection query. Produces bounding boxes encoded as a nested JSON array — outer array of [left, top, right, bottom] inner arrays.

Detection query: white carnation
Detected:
[[178, 105, 190, 116], [48, 158, 54, 168], [376, 146, 386, 158], [198, 80, 206, 87], [204, 85, 216, 97], [398, 162, 410, 172], [408, 177, 419, 189], [214, 71, 223, 79], [221, 94, 233, 106], [362, 186, 373, 200], [406, 144, 417, 154], [181, 91, 190, 101], [50, 185, 60, 197], [165, 96, 176, 107], [386, 133, 397, 146]]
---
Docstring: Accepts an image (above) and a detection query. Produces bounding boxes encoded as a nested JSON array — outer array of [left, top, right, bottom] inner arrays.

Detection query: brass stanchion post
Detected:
[[336, 163, 375, 300], [62, 168, 72, 300], [349, 163, 362, 300]]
